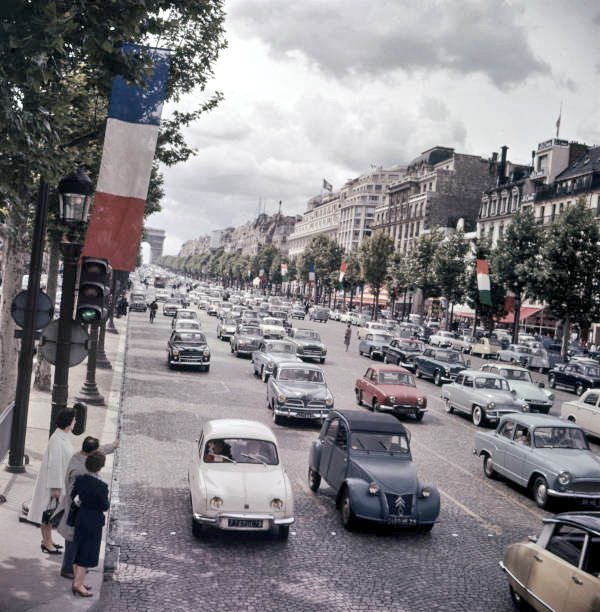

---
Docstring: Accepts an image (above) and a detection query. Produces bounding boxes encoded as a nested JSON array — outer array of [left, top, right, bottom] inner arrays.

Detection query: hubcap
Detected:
[[473, 407, 481, 425], [536, 481, 547, 504]]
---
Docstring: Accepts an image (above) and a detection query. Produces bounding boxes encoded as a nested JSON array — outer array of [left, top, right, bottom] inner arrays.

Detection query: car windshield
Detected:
[[350, 432, 410, 454], [239, 326, 260, 335], [378, 371, 414, 386], [402, 341, 421, 350], [263, 318, 283, 326], [267, 342, 295, 354], [278, 368, 324, 383], [439, 351, 465, 364], [176, 321, 199, 329], [372, 334, 391, 343], [533, 427, 589, 450], [172, 332, 206, 345], [500, 368, 532, 382], [203, 438, 278, 465], [515, 346, 531, 354], [474, 377, 509, 391], [166, 299, 180, 305], [224, 319, 237, 325], [295, 330, 320, 340]]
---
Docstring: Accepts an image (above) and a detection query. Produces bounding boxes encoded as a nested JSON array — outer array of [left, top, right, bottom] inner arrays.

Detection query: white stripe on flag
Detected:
[[476, 273, 491, 292], [96, 118, 159, 199]]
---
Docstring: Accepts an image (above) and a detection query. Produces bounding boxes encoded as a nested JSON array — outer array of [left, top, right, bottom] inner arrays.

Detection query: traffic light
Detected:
[[77, 257, 111, 323]]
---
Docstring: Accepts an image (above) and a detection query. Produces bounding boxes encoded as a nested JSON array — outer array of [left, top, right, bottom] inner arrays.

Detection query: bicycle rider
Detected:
[[149, 299, 158, 323]]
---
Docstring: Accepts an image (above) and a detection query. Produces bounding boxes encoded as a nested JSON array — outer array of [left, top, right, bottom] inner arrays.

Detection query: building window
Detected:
[[539, 205, 545, 223]]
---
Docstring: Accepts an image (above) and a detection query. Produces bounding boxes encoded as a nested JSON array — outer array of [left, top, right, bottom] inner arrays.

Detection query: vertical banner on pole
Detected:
[[83, 44, 171, 272]]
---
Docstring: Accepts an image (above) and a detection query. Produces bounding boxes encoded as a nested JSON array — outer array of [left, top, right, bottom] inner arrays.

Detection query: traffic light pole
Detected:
[[95, 320, 112, 369], [76, 322, 104, 404], [49, 240, 82, 436]]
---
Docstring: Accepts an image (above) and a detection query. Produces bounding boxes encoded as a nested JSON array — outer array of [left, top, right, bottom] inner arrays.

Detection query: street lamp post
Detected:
[[49, 168, 94, 435]]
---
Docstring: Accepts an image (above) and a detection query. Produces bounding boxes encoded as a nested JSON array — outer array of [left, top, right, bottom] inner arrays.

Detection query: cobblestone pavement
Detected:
[[99, 309, 598, 611]]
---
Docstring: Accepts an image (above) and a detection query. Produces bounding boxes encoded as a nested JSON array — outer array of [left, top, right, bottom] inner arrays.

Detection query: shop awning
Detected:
[[499, 306, 543, 325]]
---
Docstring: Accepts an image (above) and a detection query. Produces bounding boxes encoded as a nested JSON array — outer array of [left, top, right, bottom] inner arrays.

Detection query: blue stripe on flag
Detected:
[[108, 44, 171, 126]]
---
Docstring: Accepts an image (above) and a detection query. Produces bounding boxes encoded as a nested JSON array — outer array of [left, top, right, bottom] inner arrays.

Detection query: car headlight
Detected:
[[444, 368, 450, 375], [487, 401, 495, 409], [277, 394, 286, 403], [325, 397, 334, 407], [421, 487, 431, 498], [271, 498, 284, 510], [389, 396, 396, 404], [557, 471, 571, 487], [172, 348, 179, 356], [547, 393, 554, 402], [267, 361, 274, 369], [521, 403, 529, 411], [203, 349, 210, 357], [368, 482, 380, 495], [210, 496, 223, 509], [417, 397, 425, 406]]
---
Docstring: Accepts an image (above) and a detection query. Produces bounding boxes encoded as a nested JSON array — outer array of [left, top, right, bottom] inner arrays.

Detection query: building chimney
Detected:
[[489, 152, 498, 174], [498, 146, 508, 185]]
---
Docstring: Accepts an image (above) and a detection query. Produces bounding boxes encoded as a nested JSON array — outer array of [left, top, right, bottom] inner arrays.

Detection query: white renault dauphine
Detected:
[[188, 419, 295, 540]]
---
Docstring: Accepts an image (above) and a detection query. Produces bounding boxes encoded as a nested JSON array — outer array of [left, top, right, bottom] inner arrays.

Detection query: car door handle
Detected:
[[533, 554, 543, 563], [571, 575, 583, 585]]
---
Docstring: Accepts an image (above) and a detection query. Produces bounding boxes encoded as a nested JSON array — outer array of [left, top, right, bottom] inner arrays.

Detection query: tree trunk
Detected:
[[561, 316, 571, 359], [0, 231, 27, 413], [512, 292, 521, 344], [372, 288, 379, 321], [34, 235, 60, 391]]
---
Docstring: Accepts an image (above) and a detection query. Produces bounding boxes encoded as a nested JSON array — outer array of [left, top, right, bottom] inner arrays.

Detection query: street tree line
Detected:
[[0, 2, 227, 411], [160, 200, 600, 355]]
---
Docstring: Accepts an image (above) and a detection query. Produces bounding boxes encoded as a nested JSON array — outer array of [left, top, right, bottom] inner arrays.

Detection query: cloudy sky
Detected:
[[148, 0, 600, 255]]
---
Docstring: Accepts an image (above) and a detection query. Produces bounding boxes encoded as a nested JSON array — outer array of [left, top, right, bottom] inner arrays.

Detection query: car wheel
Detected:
[[230, 343, 234, 354], [372, 400, 378, 412], [308, 468, 321, 492], [415, 411, 424, 422], [340, 488, 358, 531], [549, 374, 556, 389], [433, 370, 442, 386], [508, 585, 526, 611], [276, 525, 290, 540], [575, 383, 584, 396], [191, 517, 202, 538], [532, 476, 550, 509], [272, 409, 284, 426], [415, 367, 422, 379], [417, 523, 434, 533], [369, 349, 375, 360], [443, 397, 453, 413], [261, 367, 269, 383], [355, 390, 363, 406], [203, 365, 210, 373], [235, 348, 240, 358], [483, 454, 496, 479], [472, 405, 486, 427], [383, 354, 390, 364]]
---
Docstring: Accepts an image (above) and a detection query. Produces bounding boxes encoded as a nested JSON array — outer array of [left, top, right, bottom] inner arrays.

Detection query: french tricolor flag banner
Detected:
[[476, 259, 492, 306], [83, 44, 171, 271]]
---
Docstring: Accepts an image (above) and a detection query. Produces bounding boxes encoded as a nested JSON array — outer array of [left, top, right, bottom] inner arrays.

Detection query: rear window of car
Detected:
[[239, 326, 259, 335], [378, 371, 414, 386], [267, 343, 295, 354]]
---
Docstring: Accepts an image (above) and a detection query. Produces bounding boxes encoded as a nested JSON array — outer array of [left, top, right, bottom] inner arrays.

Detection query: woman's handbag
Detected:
[[41, 497, 60, 526], [66, 500, 80, 527]]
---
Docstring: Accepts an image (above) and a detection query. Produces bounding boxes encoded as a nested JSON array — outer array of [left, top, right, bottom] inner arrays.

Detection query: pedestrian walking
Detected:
[[54, 435, 118, 580], [29, 408, 76, 554], [71, 452, 110, 598], [344, 323, 352, 351]]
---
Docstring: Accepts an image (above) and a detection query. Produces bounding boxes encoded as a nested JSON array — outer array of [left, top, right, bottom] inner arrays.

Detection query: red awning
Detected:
[[499, 306, 543, 325]]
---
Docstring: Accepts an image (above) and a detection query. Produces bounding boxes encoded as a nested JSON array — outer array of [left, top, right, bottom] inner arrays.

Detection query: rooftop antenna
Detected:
[[555, 101, 562, 139], [278, 200, 282, 216]]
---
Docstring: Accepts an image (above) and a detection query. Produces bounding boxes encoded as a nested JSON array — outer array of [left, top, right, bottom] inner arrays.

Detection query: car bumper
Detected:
[[380, 404, 427, 417], [297, 353, 326, 360], [170, 358, 210, 367], [548, 488, 600, 500], [274, 405, 331, 420], [193, 512, 295, 529], [130, 305, 147, 312], [483, 408, 522, 422]]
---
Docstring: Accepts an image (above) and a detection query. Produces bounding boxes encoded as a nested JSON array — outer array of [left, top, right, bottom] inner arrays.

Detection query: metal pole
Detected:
[[106, 273, 118, 333], [7, 182, 50, 473], [95, 320, 111, 369], [49, 240, 82, 436], [75, 322, 104, 404]]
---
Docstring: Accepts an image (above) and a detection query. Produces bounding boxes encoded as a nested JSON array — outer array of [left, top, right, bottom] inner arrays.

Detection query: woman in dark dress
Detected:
[[71, 452, 109, 597]]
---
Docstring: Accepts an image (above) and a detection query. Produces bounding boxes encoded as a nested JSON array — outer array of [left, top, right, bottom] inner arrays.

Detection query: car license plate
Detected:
[[295, 411, 313, 418], [227, 519, 264, 528], [386, 517, 417, 526], [582, 498, 600, 507]]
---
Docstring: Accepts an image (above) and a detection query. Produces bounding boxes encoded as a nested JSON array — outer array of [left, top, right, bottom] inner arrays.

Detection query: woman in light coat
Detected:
[[29, 408, 76, 554]]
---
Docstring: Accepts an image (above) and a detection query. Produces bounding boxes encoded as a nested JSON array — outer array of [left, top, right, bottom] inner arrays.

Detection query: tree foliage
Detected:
[[433, 230, 468, 308], [359, 231, 394, 319]]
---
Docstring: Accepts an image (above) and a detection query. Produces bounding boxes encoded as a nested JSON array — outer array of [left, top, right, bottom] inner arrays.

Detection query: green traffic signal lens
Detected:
[[79, 308, 100, 323]]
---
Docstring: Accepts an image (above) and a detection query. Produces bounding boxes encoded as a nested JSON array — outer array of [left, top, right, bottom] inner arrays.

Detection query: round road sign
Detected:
[[11, 290, 54, 330], [39, 320, 89, 367]]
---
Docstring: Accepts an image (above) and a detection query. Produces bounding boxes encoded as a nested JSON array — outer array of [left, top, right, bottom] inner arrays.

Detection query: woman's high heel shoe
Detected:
[[41, 544, 61, 555], [72, 586, 93, 598]]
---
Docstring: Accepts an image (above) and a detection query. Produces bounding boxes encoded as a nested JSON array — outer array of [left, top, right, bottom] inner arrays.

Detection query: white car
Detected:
[[428, 330, 455, 348], [561, 390, 600, 438], [188, 419, 295, 540], [259, 317, 286, 339], [357, 321, 388, 339]]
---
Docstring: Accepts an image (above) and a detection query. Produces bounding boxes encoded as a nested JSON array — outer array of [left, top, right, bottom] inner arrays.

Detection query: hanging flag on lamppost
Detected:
[[308, 263, 315, 284], [281, 263, 288, 277], [476, 259, 492, 306], [339, 261, 348, 283]]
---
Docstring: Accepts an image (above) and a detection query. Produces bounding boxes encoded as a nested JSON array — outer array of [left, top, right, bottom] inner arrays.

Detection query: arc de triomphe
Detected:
[[144, 227, 166, 263]]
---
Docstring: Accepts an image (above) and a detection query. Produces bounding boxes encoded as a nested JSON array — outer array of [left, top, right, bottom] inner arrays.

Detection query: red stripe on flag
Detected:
[[83, 192, 146, 271], [476, 259, 489, 275]]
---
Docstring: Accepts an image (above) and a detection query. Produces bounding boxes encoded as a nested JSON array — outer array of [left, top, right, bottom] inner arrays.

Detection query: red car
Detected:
[[355, 364, 427, 421]]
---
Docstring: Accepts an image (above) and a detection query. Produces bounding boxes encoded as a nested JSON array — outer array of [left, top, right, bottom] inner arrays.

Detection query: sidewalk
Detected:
[[0, 316, 128, 612]]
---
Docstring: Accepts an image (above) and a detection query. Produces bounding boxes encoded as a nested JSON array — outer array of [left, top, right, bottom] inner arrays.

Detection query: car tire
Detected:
[[415, 367, 422, 379], [320, 358, 325, 364], [369, 349, 374, 360], [417, 523, 434, 533], [472, 405, 486, 427], [203, 365, 210, 373], [235, 348, 240, 358], [443, 397, 453, 413], [483, 454, 497, 479], [230, 343, 234, 354], [532, 476, 550, 509], [261, 367, 269, 383], [508, 585, 526, 611], [415, 411, 424, 422], [272, 409, 284, 426], [383, 354, 390, 364], [372, 400, 378, 412], [191, 518, 202, 538], [433, 370, 442, 386], [575, 383, 584, 396], [276, 525, 290, 540], [549, 374, 556, 389], [340, 488, 358, 531], [355, 390, 363, 406], [308, 468, 321, 492]]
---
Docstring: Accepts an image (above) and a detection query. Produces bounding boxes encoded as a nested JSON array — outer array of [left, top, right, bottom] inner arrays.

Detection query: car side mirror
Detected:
[[528, 535, 538, 543], [538, 382, 545, 388]]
